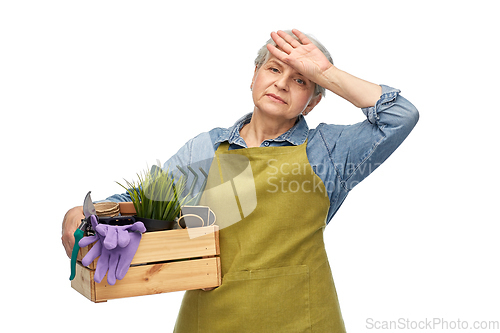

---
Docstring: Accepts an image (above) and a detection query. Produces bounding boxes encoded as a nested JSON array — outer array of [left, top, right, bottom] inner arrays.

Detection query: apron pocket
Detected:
[[198, 265, 311, 333]]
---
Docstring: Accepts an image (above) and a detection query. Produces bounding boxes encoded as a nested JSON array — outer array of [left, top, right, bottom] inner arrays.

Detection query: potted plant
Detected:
[[117, 164, 192, 232]]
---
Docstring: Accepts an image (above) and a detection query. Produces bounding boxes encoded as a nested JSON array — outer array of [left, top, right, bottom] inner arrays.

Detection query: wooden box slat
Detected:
[[72, 257, 221, 302], [136, 225, 220, 264]]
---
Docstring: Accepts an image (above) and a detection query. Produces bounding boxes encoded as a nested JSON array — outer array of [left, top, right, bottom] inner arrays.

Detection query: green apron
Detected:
[[174, 141, 346, 332]]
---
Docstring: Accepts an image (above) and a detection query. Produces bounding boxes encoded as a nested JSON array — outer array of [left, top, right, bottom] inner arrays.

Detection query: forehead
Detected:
[[262, 55, 305, 76]]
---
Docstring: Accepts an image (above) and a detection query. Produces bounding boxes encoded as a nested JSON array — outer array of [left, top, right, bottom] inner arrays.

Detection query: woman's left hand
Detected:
[[267, 29, 332, 84]]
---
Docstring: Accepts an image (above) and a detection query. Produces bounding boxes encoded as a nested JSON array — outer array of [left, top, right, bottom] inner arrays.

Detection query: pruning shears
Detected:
[[69, 191, 96, 281]]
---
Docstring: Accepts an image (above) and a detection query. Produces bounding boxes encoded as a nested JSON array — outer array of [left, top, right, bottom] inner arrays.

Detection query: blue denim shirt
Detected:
[[104, 85, 419, 224]]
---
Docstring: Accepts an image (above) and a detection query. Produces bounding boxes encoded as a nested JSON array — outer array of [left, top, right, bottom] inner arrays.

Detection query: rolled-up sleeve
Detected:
[[333, 85, 419, 191]]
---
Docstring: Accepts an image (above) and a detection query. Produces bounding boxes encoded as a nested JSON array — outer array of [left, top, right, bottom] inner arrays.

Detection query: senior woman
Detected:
[[62, 29, 418, 332]]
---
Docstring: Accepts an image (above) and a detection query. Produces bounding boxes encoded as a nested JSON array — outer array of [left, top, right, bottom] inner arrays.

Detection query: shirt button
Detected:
[[263, 142, 270, 147]]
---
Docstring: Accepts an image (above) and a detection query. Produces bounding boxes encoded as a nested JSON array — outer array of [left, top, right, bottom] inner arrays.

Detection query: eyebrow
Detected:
[[266, 59, 306, 77], [266, 59, 282, 67]]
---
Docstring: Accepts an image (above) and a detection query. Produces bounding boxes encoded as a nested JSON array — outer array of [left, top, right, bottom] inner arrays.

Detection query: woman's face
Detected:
[[251, 55, 320, 121]]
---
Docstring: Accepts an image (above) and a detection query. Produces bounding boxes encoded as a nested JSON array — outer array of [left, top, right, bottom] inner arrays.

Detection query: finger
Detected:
[[267, 43, 299, 68], [78, 234, 99, 248], [62, 235, 74, 258], [270, 31, 293, 54], [277, 30, 302, 48], [115, 259, 131, 281], [116, 233, 141, 280], [291, 29, 312, 45], [107, 254, 119, 285], [267, 43, 287, 62], [115, 252, 132, 280], [95, 223, 108, 236], [81, 241, 102, 267], [129, 221, 146, 234], [117, 227, 130, 248], [103, 227, 118, 250], [62, 206, 84, 258], [94, 251, 109, 283]]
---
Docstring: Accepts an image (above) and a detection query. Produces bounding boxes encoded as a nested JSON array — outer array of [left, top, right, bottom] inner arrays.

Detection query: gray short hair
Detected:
[[254, 30, 333, 97]]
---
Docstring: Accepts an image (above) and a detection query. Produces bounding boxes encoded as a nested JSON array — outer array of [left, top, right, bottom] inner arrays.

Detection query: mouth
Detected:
[[266, 93, 287, 104]]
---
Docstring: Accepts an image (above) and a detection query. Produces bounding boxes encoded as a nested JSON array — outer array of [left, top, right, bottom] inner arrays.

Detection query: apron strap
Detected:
[[216, 141, 230, 153]]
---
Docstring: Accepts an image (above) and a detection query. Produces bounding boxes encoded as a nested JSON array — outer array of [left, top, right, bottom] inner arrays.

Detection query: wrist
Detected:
[[318, 65, 343, 94], [318, 66, 381, 108]]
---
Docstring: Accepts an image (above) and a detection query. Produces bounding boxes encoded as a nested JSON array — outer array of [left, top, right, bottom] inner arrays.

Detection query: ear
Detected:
[[303, 94, 322, 115]]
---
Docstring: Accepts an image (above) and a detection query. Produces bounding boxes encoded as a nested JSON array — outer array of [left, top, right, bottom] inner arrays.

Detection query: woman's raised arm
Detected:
[[268, 29, 381, 108]]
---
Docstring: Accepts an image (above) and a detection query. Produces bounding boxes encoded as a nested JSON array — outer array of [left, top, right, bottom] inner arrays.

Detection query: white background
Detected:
[[1, 1, 499, 332]]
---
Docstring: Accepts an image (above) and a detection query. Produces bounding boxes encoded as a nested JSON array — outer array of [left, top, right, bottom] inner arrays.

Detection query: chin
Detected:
[[260, 110, 299, 122]]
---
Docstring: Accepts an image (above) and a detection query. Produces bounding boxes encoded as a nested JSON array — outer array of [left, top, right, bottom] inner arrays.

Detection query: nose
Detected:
[[274, 75, 289, 91]]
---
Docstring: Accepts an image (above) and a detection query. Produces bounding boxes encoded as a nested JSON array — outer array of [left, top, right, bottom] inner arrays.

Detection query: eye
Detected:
[[296, 78, 306, 85], [269, 67, 280, 73]]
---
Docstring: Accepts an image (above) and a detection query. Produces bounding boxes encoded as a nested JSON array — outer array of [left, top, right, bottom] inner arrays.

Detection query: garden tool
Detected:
[[69, 191, 96, 280]]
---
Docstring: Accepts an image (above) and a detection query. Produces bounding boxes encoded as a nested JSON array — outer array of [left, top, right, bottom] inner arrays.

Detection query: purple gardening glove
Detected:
[[78, 215, 146, 285], [93, 222, 146, 285]]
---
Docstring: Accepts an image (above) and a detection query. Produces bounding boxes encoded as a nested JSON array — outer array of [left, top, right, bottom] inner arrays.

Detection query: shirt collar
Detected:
[[214, 112, 310, 147]]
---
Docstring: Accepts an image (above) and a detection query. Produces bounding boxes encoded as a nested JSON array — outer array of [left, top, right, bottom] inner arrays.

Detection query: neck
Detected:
[[240, 110, 297, 148]]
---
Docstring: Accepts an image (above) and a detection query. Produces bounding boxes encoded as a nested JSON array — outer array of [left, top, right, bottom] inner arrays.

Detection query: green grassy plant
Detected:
[[116, 165, 190, 221]]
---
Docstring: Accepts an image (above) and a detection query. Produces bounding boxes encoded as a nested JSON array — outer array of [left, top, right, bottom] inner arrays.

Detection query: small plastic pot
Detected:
[[133, 216, 176, 232]]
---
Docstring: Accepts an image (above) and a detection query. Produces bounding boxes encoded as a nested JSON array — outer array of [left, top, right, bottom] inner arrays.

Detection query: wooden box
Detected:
[[71, 202, 221, 302]]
